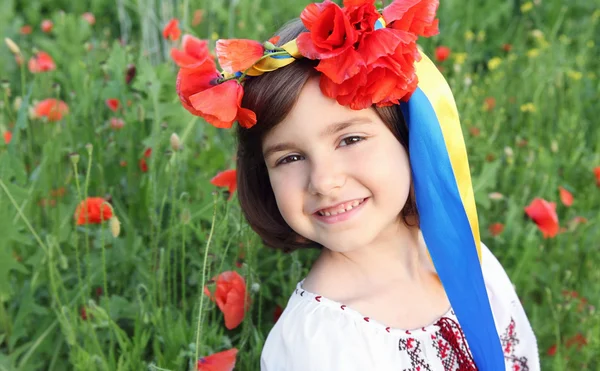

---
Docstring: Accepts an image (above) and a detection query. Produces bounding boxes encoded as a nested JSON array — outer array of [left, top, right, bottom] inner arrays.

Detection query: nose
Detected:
[[307, 157, 346, 196]]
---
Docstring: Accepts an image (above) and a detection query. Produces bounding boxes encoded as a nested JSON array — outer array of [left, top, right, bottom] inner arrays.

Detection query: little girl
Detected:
[[173, 0, 540, 369]]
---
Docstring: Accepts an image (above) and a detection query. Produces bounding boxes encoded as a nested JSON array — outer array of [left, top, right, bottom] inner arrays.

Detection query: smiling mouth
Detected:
[[316, 198, 367, 216]]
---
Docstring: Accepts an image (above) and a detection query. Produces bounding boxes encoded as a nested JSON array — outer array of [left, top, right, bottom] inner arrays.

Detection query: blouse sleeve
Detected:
[[480, 241, 541, 371]]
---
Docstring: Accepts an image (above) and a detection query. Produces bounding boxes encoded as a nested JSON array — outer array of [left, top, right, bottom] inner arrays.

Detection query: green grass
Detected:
[[0, 0, 599, 370]]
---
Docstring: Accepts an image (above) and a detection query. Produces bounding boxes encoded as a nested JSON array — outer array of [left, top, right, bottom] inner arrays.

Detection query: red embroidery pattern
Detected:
[[432, 317, 477, 371], [398, 337, 433, 371], [500, 318, 529, 371]]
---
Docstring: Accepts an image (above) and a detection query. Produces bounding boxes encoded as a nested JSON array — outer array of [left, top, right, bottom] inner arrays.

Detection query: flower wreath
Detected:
[[173, 0, 439, 129]]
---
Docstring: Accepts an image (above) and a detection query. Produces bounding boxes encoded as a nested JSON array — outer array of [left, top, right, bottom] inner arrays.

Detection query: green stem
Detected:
[[71, 161, 84, 304], [194, 193, 218, 363]]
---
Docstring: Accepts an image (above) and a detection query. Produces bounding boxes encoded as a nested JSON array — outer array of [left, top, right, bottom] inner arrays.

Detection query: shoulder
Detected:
[[260, 283, 392, 371]]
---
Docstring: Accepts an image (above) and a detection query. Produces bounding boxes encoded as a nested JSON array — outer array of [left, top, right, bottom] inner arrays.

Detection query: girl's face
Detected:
[[261, 77, 412, 253]]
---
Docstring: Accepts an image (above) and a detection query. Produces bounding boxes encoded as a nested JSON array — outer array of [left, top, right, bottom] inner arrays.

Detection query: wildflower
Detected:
[[170, 133, 182, 151], [162, 18, 181, 41], [110, 117, 125, 130], [20, 25, 32, 35], [558, 187, 573, 207], [520, 2, 533, 13], [196, 348, 238, 371], [488, 192, 504, 200], [484, 97, 496, 111], [41, 20, 53, 33], [268, 36, 281, 45], [34, 99, 69, 121], [488, 223, 504, 237], [434, 46, 451, 62], [28, 51, 56, 73], [524, 198, 559, 238], [192, 9, 204, 26], [565, 333, 588, 351], [110, 216, 121, 237], [80, 306, 90, 320], [476, 30, 486, 42], [203, 271, 251, 330], [566, 70, 582, 81], [527, 49, 539, 58], [105, 98, 120, 112], [487, 57, 502, 70], [468, 127, 480, 137], [216, 39, 266, 73], [50, 187, 66, 198], [520, 103, 536, 113], [4, 38, 20, 55], [173, 35, 256, 129], [3, 131, 12, 144], [594, 166, 600, 187], [464, 30, 474, 41], [139, 148, 152, 172], [125, 64, 136, 84], [82, 12, 96, 25], [211, 169, 237, 200], [453, 52, 467, 65], [74, 197, 114, 225], [502, 43, 512, 52], [547, 344, 557, 356]]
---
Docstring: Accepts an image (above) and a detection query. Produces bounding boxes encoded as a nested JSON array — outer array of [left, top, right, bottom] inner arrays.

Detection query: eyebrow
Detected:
[[262, 118, 371, 160]]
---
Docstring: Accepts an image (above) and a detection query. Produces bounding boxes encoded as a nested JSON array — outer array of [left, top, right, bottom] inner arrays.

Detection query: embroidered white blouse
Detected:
[[260, 243, 540, 370]]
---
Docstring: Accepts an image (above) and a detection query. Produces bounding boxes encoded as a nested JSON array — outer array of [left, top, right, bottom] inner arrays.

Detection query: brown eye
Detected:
[[277, 154, 304, 166], [339, 136, 365, 147]]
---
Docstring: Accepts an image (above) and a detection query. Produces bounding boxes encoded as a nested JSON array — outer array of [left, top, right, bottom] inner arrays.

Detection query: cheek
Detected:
[[268, 169, 304, 222]]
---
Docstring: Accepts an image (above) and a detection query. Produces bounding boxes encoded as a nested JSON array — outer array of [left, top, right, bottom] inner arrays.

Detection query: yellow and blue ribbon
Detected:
[[399, 52, 505, 369]]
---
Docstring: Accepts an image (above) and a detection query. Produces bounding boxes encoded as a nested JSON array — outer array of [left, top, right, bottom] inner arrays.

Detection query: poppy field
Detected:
[[0, 0, 599, 370]]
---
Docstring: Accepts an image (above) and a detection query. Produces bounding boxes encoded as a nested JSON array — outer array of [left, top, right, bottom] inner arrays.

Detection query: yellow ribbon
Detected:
[[245, 40, 302, 76]]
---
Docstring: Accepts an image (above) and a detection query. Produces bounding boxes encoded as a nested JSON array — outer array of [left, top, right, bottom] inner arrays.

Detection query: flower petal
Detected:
[[197, 348, 238, 371], [383, 0, 440, 37], [216, 39, 264, 74], [189, 80, 244, 129], [315, 48, 364, 84]]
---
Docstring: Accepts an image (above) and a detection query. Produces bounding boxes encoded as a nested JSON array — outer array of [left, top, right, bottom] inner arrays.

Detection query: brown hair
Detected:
[[236, 18, 419, 253]]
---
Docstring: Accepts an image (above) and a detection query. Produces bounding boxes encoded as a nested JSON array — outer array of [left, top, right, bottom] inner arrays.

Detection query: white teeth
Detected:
[[318, 199, 363, 216]]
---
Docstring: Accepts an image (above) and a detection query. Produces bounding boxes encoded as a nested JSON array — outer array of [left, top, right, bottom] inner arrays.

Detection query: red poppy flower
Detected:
[[28, 51, 56, 73], [469, 127, 480, 137], [296, 1, 357, 60], [3, 131, 11, 144], [20, 25, 32, 35], [139, 148, 151, 172], [484, 97, 496, 111], [210, 169, 237, 199], [188, 79, 256, 129], [163, 18, 181, 41], [547, 344, 557, 356], [524, 198, 559, 238], [594, 166, 600, 187], [565, 333, 587, 350], [488, 222, 504, 236], [211, 169, 237, 200], [74, 197, 113, 225], [41, 20, 53, 33], [434, 45, 451, 62], [174, 35, 255, 128], [82, 12, 96, 25], [80, 306, 90, 320], [203, 271, 250, 330], [383, 0, 440, 37], [110, 117, 125, 130], [558, 186, 573, 207], [268, 35, 281, 44], [34, 99, 69, 121], [125, 64, 136, 84], [216, 39, 265, 74], [196, 348, 238, 371], [105, 98, 120, 112], [192, 9, 204, 26], [502, 43, 512, 52]]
